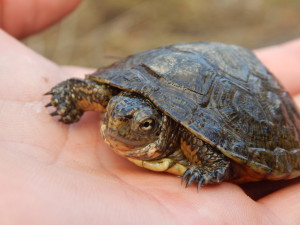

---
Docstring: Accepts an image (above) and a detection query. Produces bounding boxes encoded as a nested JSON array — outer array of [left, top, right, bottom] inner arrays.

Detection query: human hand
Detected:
[[1, 2, 300, 225]]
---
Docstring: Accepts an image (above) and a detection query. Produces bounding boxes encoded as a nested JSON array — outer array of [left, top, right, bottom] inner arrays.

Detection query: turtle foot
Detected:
[[45, 79, 83, 124], [182, 162, 230, 189]]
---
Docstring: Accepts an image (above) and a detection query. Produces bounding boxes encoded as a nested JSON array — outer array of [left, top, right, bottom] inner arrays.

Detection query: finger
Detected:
[[255, 39, 300, 95], [294, 93, 300, 109], [0, 0, 82, 38], [258, 182, 300, 224]]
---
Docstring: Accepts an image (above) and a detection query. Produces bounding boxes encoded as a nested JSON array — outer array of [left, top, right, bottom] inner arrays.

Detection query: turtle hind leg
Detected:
[[246, 147, 300, 180], [45, 78, 119, 124], [180, 131, 232, 188]]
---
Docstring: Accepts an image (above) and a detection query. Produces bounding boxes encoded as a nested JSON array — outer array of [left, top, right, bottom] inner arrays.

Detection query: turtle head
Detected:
[[101, 93, 175, 160]]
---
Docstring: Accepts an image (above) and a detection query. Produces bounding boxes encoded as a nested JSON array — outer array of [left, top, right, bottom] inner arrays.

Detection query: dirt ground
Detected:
[[23, 0, 300, 68]]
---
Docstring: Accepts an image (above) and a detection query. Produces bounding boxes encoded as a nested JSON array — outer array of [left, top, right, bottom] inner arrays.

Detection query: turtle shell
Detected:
[[89, 42, 300, 176]]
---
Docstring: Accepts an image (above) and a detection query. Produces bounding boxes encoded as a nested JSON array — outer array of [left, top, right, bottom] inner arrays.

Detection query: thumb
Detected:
[[0, 0, 82, 38]]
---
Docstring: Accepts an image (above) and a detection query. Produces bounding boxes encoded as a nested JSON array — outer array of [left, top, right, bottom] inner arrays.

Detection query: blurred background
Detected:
[[23, 0, 300, 68]]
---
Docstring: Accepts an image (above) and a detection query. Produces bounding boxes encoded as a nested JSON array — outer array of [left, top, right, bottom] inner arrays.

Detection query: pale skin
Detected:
[[1, 1, 300, 224]]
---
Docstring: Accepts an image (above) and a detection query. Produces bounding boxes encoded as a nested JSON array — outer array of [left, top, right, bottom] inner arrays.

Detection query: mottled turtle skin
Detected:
[[46, 42, 300, 187]]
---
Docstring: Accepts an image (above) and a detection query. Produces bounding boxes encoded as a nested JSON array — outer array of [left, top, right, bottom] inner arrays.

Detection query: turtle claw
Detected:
[[197, 177, 205, 191], [50, 111, 59, 116], [182, 164, 229, 189], [182, 166, 204, 188], [44, 91, 54, 96], [185, 173, 199, 188], [181, 169, 192, 184], [59, 117, 75, 124], [45, 102, 53, 108]]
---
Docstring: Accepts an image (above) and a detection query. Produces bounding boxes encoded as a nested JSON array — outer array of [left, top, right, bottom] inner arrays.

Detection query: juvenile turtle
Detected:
[[45, 42, 300, 187]]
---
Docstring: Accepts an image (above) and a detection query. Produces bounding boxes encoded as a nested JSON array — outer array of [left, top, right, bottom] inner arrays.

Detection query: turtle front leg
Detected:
[[45, 78, 119, 124], [180, 132, 232, 188], [182, 160, 231, 189]]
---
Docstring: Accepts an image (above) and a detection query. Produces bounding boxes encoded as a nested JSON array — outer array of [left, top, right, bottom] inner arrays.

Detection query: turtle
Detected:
[[45, 42, 300, 188]]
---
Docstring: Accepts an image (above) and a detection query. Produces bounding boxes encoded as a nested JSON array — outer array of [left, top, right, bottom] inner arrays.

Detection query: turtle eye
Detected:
[[139, 118, 155, 132]]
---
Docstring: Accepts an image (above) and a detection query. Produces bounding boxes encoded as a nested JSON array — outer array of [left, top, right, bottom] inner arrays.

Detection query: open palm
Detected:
[[1, 31, 300, 225]]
